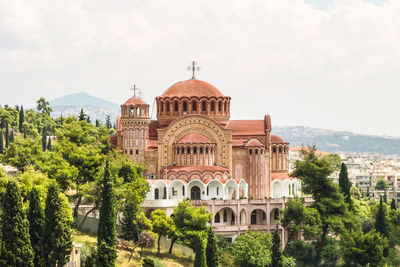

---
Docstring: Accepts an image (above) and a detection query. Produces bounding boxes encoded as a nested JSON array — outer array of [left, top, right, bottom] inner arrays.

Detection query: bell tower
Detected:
[[120, 89, 150, 163]]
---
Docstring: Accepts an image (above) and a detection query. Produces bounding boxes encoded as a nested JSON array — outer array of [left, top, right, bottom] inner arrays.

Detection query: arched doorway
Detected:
[[251, 209, 267, 225], [191, 186, 201, 200]]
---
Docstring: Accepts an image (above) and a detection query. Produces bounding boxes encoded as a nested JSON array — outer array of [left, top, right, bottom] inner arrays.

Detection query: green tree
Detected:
[[291, 146, 347, 264], [339, 163, 353, 210], [0, 129, 3, 154], [106, 114, 112, 128], [5, 122, 9, 148], [390, 198, 397, 210], [271, 227, 283, 267], [0, 180, 34, 267], [47, 136, 52, 151], [27, 187, 45, 267], [19, 106, 24, 133], [96, 162, 117, 267], [150, 209, 175, 255], [42, 184, 72, 266], [2, 136, 42, 171], [36, 97, 52, 115], [78, 108, 86, 121], [205, 227, 220, 267], [230, 230, 272, 267], [375, 178, 388, 190], [173, 199, 212, 267], [340, 229, 388, 266], [375, 196, 389, 238], [41, 128, 47, 151]]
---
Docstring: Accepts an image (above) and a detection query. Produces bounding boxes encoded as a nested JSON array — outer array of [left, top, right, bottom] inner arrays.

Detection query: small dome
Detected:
[[176, 133, 214, 144], [271, 134, 286, 143], [162, 79, 224, 98], [123, 97, 146, 106]]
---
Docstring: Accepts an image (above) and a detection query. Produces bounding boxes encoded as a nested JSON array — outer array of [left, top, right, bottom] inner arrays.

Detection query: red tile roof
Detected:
[[271, 171, 292, 180], [226, 120, 265, 135], [247, 139, 264, 147], [271, 134, 287, 144], [162, 79, 225, 98], [176, 133, 213, 144], [123, 97, 146, 105]]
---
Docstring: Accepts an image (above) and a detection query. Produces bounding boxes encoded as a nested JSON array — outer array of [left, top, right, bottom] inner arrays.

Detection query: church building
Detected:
[[112, 63, 300, 243]]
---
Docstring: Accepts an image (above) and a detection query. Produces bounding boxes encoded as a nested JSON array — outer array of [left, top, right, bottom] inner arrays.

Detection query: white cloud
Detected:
[[0, 0, 399, 136]]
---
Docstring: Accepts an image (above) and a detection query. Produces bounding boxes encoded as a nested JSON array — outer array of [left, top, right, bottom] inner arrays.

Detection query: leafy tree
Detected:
[[375, 196, 389, 238], [28, 187, 45, 267], [150, 209, 175, 255], [42, 183, 72, 266], [339, 163, 353, 210], [36, 97, 52, 115], [96, 162, 117, 267], [0, 129, 3, 154], [78, 108, 86, 121], [321, 153, 342, 171], [0, 180, 34, 267], [390, 198, 397, 210], [2, 136, 42, 171], [291, 146, 346, 264], [340, 229, 388, 266], [205, 227, 220, 267], [47, 136, 52, 151], [41, 128, 47, 151], [173, 199, 212, 267], [285, 239, 316, 267], [271, 227, 283, 267], [230, 230, 271, 267], [19, 106, 24, 133]]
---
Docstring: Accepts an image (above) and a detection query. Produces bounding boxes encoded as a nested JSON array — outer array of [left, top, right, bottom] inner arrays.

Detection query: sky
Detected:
[[0, 0, 399, 136]]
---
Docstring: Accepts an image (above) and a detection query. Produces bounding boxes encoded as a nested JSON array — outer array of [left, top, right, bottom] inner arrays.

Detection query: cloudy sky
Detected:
[[0, 0, 399, 136]]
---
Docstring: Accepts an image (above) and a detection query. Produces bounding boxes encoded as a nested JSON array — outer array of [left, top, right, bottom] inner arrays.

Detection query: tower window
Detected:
[[130, 107, 134, 115], [224, 103, 227, 112], [202, 102, 206, 112], [136, 149, 139, 155], [211, 102, 215, 112], [192, 102, 197, 111], [218, 102, 222, 111], [249, 149, 252, 155], [183, 101, 187, 112], [130, 149, 133, 155], [273, 147, 276, 153], [161, 103, 164, 112], [177, 148, 179, 154], [200, 147, 203, 154], [279, 147, 282, 153], [181, 147, 185, 154], [193, 147, 197, 154], [255, 149, 258, 155], [174, 102, 178, 112], [166, 103, 170, 112], [187, 147, 191, 154], [206, 147, 209, 154]]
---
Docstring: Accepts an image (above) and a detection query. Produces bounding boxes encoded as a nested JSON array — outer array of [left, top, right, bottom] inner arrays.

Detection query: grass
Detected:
[[71, 230, 194, 267]]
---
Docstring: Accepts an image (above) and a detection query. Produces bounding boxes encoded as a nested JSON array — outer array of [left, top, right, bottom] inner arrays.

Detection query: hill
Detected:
[[50, 93, 120, 124], [273, 126, 400, 155]]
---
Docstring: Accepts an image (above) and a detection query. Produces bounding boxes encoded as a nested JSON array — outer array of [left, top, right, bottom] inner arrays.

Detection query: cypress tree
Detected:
[[375, 196, 389, 238], [106, 115, 111, 128], [96, 162, 117, 267], [95, 119, 100, 127], [86, 116, 91, 123], [271, 227, 283, 267], [19, 106, 24, 133], [391, 199, 397, 210], [28, 187, 45, 267], [0, 129, 3, 154], [339, 163, 353, 210], [0, 180, 34, 267], [60, 114, 64, 125], [366, 186, 370, 198], [42, 128, 47, 151], [383, 190, 387, 204], [42, 184, 72, 266], [5, 122, 9, 148], [9, 129, 14, 144], [78, 108, 86, 121], [205, 227, 220, 267], [47, 137, 52, 151]]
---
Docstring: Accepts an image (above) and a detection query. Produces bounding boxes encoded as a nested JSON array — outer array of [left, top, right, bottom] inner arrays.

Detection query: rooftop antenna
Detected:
[[187, 61, 200, 79]]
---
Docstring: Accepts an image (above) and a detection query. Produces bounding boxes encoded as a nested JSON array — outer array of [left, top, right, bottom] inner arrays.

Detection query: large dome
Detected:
[[162, 79, 224, 98]]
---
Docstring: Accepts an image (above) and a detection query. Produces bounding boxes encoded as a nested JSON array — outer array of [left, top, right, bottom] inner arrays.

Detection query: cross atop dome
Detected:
[[131, 84, 142, 98], [187, 61, 200, 79]]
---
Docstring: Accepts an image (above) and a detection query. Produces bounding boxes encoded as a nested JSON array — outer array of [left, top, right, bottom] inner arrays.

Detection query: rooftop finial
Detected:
[[187, 61, 200, 79], [131, 85, 140, 97]]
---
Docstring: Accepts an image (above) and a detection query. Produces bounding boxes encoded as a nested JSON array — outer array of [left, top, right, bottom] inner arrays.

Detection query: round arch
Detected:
[[250, 209, 267, 225], [272, 180, 282, 198], [225, 179, 238, 200], [187, 180, 206, 200], [214, 207, 237, 226], [207, 179, 224, 199]]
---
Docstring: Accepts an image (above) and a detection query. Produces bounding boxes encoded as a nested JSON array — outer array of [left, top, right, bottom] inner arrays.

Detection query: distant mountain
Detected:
[[273, 126, 400, 155], [50, 93, 120, 123]]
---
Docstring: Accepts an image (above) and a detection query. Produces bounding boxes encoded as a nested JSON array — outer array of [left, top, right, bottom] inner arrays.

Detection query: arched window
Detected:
[[130, 107, 134, 115], [251, 210, 257, 224], [206, 147, 209, 154], [193, 147, 197, 154], [249, 149, 252, 155], [182, 185, 185, 196], [217, 187, 219, 195], [163, 187, 167, 199], [231, 213, 235, 224], [211, 102, 215, 112], [174, 102, 178, 112], [202, 102, 206, 112], [273, 147, 276, 153], [183, 101, 187, 112], [218, 102, 222, 111], [224, 102, 227, 112], [207, 186, 209, 195], [279, 147, 282, 153], [255, 149, 258, 155], [161, 103, 164, 112], [187, 147, 191, 154], [274, 209, 279, 220], [155, 188, 159, 200], [223, 209, 227, 222], [192, 101, 197, 112], [166, 102, 170, 112], [215, 213, 220, 223], [200, 147, 203, 154], [190, 186, 201, 200], [181, 147, 185, 154]]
